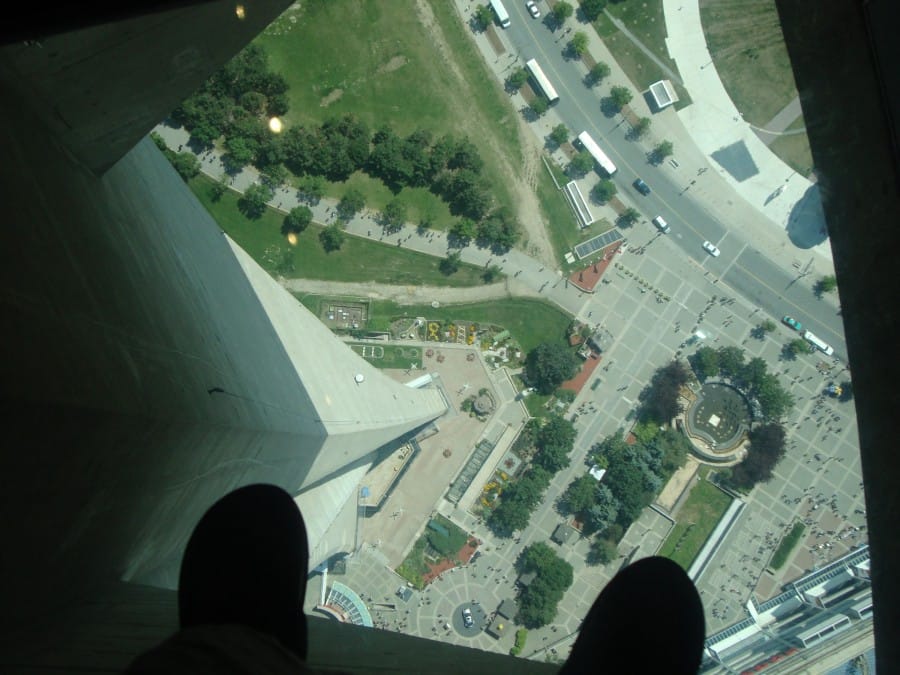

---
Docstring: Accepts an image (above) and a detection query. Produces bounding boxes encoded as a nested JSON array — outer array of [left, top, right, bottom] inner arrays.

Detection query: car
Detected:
[[462, 607, 474, 628], [702, 240, 721, 257], [782, 315, 803, 331], [652, 216, 670, 233], [526, 1, 540, 18], [633, 178, 651, 195]]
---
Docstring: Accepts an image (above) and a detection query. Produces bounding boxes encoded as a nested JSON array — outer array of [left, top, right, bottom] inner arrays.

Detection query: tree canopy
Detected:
[[282, 205, 313, 235], [515, 543, 574, 628], [525, 343, 581, 394], [590, 179, 617, 204], [534, 415, 576, 473], [639, 360, 689, 423], [730, 423, 786, 488], [237, 183, 273, 219]]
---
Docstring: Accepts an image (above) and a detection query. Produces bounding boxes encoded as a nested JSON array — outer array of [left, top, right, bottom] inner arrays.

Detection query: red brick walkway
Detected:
[[569, 243, 621, 293], [422, 538, 481, 585], [560, 352, 602, 394]]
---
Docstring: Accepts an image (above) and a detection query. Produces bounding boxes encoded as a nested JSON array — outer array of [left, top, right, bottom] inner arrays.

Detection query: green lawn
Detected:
[[348, 343, 422, 370], [188, 174, 487, 286], [365, 298, 571, 354], [699, 0, 799, 128], [255, 1, 521, 226], [537, 158, 613, 268], [770, 521, 805, 570], [768, 116, 814, 177], [593, 4, 692, 109], [659, 478, 732, 570]]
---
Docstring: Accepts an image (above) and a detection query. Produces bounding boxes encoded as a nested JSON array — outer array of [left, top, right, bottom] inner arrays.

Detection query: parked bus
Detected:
[[802, 330, 834, 356], [525, 58, 560, 104], [489, 0, 511, 28], [576, 131, 618, 177]]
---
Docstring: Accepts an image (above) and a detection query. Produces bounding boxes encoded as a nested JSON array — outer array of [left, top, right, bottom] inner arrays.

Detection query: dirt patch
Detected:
[[422, 537, 481, 585], [485, 25, 506, 56], [414, 0, 556, 267], [320, 88, 344, 107], [378, 55, 408, 74]]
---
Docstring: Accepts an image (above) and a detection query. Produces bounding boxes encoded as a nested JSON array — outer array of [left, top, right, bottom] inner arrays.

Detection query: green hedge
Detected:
[[770, 521, 806, 570]]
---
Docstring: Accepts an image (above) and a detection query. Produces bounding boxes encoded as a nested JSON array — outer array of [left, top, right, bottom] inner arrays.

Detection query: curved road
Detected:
[[499, 5, 846, 358]]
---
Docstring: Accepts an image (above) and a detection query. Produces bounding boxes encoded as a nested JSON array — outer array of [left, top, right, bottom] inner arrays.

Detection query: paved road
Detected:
[[495, 5, 846, 358]]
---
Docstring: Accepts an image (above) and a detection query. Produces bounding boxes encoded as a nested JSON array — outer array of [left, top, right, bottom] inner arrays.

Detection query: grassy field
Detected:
[[769, 521, 805, 570], [594, 5, 692, 109], [536, 159, 613, 268], [348, 343, 422, 370], [659, 478, 733, 570], [188, 174, 487, 286], [699, 0, 799, 128], [255, 1, 522, 228], [364, 298, 572, 354], [768, 116, 814, 177]]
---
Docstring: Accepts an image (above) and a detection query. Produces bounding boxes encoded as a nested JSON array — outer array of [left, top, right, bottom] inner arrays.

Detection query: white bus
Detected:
[[525, 58, 560, 104], [489, 0, 511, 28], [577, 131, 618, 177], [802, 330, 834, 356]]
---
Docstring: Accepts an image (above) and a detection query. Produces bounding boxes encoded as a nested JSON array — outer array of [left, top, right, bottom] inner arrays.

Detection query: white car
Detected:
[[462, 607, 474, 628], [526, 1, 540, 18], [702, 240, 721, 257]]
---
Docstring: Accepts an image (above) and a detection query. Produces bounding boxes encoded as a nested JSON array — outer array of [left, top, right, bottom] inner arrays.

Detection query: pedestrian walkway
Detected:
[[755, 96, 804, 146], [280, 277, 540, 304]]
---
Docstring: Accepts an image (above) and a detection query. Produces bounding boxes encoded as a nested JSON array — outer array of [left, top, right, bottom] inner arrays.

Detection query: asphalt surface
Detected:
[[497, 6, 846, 358]]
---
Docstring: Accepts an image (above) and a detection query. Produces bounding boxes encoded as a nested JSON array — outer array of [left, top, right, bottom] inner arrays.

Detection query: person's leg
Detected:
[[560, 556, 705, 675], [178, 484, 309, 660]]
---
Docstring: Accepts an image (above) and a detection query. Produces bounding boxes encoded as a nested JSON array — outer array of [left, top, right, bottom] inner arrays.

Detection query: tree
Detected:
[[590, 179, 617, 204], [549, 124, 569, 147], [783, 338, 814, 360], [482, 264, 503, 283], [568, 150, 595, 178], [739, 357, 768, 391], [237, 183, 273, 219], [449, 217, 478, 245], [473, 4, 493, 31], [814, 274, 838, 296], [587, 537, 618, 565], [609, 85, 633, 111], [506, 67, 529, 91], [586, 61, 611, 87], [581, 0, 608, 22], [561, 474, 598, 515], [692, 346, 720, 380], [530, 96, 549, 117], [640, 360, 689, 424], [440, 251, 461, 276], [534, 415, 576, 473], [515, 543, 574, 628], [838, 380, 854, 402], [223, 135, 256, 171], [730, 423, 786, 488], [569, 32, 589, 57], [282, 205, 312, 235], [552, 1, 574, 26], [751, 319, 776, 339], [755, 374, 794, 420], [631, 117, 651, 139], [337, 188, 365, 221], [525, 343, 580, 394], [319, 224, 345, 252], [586, 485, 619, 533], [382, 198, 407, 233], [297, 174, 325, 204], [617, 207, 639, 228], [716, 345, 746, 378], [651, 140, 675, 164], [171, 152, 201, 181], [210, 175, 229, 202]]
